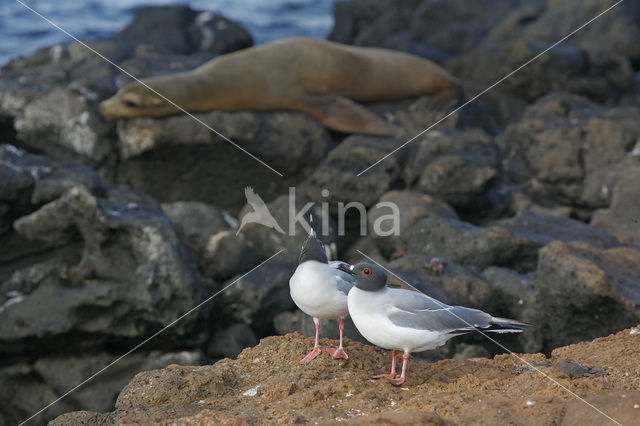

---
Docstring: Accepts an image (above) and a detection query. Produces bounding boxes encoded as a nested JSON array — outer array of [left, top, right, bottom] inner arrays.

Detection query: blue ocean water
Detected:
[[0, 0, 337, 65]]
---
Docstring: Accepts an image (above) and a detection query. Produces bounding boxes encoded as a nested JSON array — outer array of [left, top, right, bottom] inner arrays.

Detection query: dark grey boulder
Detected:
[[481, 266, 541, 352], [13, 87, 113, 164], [330, 0, 529, 58], [200, 230, 263, 281], [301, 135, 405, 208], [343, 235, 385, 266], [506, 191, 572, 218], [514, 0, 640, 60], [273, 311, 303, 336], [446, 0, 639, 125], [481, 266, 536, 319], [0, 351, 198, 426], [405, 212, 620, 272], [206, 323, 259, 359], [450, 39, 631, 104], [590, 158, 640, 247], [367, 190, 457, 258], [215, 256, 295, 337], [416, 156, 497, 209], [115, 110, 331, 210], [0, 146, 206, 355], [404, 217, 526, 270], [115, 6, 252, 56], [31, 164, 105, 205], [491, 212, 621, 250], [115, 110, 330, 169], [0, 145, 54, 219], [329, 0, 417, 49], [161, 201, 232, 262], [498, 93, 640, 208], [526, 241, 640, 353], [405, 128, 499, 211]]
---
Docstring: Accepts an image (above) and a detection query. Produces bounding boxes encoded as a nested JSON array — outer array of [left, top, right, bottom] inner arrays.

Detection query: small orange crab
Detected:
[[427, 257, 445, 275]]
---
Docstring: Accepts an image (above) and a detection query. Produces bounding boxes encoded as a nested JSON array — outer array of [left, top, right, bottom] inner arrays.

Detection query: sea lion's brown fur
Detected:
[[99, 38, 461, 136]]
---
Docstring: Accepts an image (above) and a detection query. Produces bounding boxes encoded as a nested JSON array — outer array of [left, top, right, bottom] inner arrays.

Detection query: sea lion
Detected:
[[99, 38, 461, 136]]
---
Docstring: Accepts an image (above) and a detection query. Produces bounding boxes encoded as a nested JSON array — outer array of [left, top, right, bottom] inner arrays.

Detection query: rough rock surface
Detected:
[[367, 190, 458, 258], [3, 1, 640, 425], [200, 230, 263, 281], [1, 351, 199, 426], [404, 213, 620, 272], [206, 323, 259, 359], [161, 201, 231, 255], [0, 6, 252, 164], [405, 128, 499, 212], [301, 136, 405, 208], [215, 256, 295, 337], [528, 241, 640, 353], [115, 111, 331, 210], [590, 157, 640, 246], [0, 144, 209, 425], [51, 327, 640, 425], [331, 0, 640, 125], [4, 184, 205, 348], [330, 0, 529, 60], [498, 93, 640, 209]]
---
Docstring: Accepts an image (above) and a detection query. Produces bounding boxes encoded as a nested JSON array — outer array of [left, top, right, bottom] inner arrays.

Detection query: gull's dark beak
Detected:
[[336, 262, 356, 275]]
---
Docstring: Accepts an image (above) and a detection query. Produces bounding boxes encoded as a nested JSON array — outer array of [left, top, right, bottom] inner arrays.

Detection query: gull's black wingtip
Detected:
[[449, 321, 528, 335]]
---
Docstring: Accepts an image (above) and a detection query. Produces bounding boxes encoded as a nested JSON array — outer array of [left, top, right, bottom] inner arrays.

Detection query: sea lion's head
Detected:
[[99, 81, 176, 119]]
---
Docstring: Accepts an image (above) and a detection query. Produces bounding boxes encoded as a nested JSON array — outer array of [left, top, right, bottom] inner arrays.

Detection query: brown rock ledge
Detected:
[[51, 327, 640, 425]]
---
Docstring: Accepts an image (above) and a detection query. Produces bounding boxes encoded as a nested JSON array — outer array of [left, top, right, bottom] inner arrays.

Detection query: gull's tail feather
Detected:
[[298, 214, 328, 265], [483, 323, 527, 334], [490, 316, 531, 328], [309, 214, 316, 237]]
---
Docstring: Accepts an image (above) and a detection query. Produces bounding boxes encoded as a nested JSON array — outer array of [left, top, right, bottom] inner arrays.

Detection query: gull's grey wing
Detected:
[[383, 287, 450, 312], [335, 274, 354, 296], [385, 288, 495, 332], [329, 261, 355, 296], [388, 304, 495, 333], [386, 279, 423, 294]]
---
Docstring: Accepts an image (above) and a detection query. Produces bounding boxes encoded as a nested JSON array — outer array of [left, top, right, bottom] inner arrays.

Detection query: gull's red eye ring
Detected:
[[363, 267, 372, 276]]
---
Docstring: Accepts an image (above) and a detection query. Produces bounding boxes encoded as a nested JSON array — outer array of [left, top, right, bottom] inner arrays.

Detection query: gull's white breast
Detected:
[[289, 260, 350, 319]]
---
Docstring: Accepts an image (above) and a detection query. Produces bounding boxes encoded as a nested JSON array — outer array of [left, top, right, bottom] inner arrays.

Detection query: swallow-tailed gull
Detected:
[[289, 222, 355, 364], [339, 262, 526, 385]]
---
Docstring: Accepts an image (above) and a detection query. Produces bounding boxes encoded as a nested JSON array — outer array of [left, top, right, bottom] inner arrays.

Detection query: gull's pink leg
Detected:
[[386, 351, 408, 386], [372, 349, 397, 379], [326, 317, 349, 359], [300, 319, 321, 364]]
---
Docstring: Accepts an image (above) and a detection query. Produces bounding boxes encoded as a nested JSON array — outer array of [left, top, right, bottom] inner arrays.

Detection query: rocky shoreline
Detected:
[[1, 0, 640, 424], [52, 327, 640, 425]]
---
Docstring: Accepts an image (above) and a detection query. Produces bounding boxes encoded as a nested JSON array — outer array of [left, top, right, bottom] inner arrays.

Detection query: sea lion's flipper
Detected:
[[300, 96, 398, 136]]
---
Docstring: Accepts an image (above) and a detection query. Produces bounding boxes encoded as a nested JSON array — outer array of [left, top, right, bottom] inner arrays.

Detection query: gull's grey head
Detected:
[[344, 262, 387, 291]]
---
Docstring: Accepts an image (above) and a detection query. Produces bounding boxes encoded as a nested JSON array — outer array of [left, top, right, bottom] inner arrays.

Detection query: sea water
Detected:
[[0, 0, 336, 65]]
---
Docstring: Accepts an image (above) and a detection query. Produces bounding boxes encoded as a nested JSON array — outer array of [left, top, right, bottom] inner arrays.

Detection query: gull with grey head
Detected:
[[339, 262, 527, 385]]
